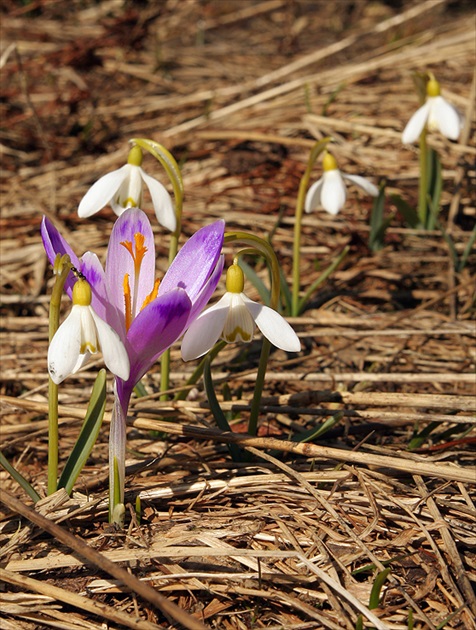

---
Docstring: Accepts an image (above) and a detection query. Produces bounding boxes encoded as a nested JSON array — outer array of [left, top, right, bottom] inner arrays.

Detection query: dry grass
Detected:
[[1, 1, 475, 629]]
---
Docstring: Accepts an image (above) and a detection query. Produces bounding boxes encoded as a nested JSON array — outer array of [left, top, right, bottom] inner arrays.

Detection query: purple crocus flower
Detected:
[[42, 209, 224, 521]]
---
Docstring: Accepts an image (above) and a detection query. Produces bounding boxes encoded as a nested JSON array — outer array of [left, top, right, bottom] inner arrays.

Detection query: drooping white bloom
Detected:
[[48, 279, 130, 384], [305, 152, 379, 216], [181, 262, 301, 361], [402, 78, 463, 144], [78, 145, 176, 231]]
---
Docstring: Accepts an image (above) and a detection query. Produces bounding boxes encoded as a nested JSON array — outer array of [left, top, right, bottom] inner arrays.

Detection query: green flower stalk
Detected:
[[292, 139, 329, 317], [182, 233, 300, 436], [131, 138, 185, 398], [402, 74, 462, 227], [47, 254, 71, 494]]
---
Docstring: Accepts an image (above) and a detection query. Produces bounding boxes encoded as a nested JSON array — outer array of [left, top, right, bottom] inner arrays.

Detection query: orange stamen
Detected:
[[123, 273, 132, 332], [141, 278, 161, 311]]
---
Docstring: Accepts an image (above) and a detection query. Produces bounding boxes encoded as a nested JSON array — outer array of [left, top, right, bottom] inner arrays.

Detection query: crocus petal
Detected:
[[125, 288, 192, 385], [41, 216, 81, 298], [342, 174, 379, 197], [181, 294, 231, 361], [48, 307, 82, 384], [242, 295, 301, 352], [187, 254, 225, 325], [159, 220, 225, 303], [105, 208, 156, 323], [90, 309, 130, 381], [80, 252, 111, 322], [78, 165, 130, 218], [431, 96, 462, 140], [402, 101, 431, 144], [320, 170, 346, 215], [304, 177, 324, 213], [140, 168, 176, 232]]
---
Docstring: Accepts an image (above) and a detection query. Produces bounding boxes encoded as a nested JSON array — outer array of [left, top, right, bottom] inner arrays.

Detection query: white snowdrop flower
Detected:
[[402, 77, 463, 144], [48, 279, 130, 384], [305, 152, 379, 216], [78, 145, 176, 231], [181, 262, 301, 361]]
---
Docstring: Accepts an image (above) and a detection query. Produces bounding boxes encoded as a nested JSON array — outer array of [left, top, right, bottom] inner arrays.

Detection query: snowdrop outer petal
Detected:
[[181, 294, 231, 361], [342, 173, 379, 197], [78, 165, 130, 218], [139, 168, 176, 232], [242, 295, 301, 353], [320, 170, 346, 215], [110, 165, 142, 215], [402, 101, 431, 144], [90, 309, 130, 380], [431, 96, 462, 140], [304, 177, 324, 213], [48, 307, 82, 384]]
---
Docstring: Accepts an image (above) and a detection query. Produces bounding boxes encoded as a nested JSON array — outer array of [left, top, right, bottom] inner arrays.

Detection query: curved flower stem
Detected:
[[418, 128, 428, 228], [131, 137, 184, 261], [291, 139, 330, 317], [224, 233, 281, 307], [47, 254, 71, 495], [224, 232, 281, 436], [131, 138, 184, 398]]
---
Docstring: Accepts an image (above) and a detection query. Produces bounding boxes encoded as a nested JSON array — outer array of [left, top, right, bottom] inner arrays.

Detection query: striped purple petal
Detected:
[[159, 220, 225, 304], [105, 208, 156, 327], [124, 288, 192, 386]]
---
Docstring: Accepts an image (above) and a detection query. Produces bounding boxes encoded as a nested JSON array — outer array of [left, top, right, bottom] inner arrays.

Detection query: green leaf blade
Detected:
[[58, 369, 107, 495]]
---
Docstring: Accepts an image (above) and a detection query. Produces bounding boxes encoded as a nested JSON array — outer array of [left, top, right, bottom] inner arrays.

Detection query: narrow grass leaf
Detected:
[[298, 246, 349, 314], [291, 413, 342, 443], [240, 258, 271, 306], [203, 359, 245, 462], [439, 226, 459, 270], [390, 194, 420, 228], [408, 421, 439, 450], [279, 266, 292, 315], [58, 369, 107, 495], [0, 451, 41, 503], [369, 183, 386, 251], [369, 567, 391, 609], [458, 224, 476, 272], [426, 148, 442, 230]]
